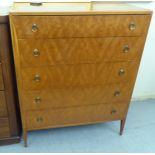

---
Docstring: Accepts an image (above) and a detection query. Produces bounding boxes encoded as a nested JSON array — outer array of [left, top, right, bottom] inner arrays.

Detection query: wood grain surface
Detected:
[[19, 37, 145, 67], [0, 118, 10, 139], [0, 91, 7, 117], [0, 16, 21, 145], [26, 101, 129, 131], [21, 62, 139, 90], [12, 15, 151, 39], [0, 64, 4, 90], [21, 82, 133, 110]]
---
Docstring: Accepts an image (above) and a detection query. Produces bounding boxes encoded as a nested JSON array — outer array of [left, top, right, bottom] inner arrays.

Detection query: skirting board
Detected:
[[131, 93, 155, 102]]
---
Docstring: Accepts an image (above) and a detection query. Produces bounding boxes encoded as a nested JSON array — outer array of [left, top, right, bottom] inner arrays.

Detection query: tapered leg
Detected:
[[120, 118, 126, 135], [23, 130, 28, 147]]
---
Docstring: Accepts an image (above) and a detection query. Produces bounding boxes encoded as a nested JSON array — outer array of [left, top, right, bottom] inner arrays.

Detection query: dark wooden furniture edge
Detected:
[[0, 15, 21, 145], [0, 136, 20, 146], [0, 16, 9, 24]]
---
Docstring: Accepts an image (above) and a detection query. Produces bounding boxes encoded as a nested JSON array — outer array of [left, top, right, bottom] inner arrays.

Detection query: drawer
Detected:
[[26, 102, 129, 130], [0, 64, 4, 90], [12, 15, 151, 39], [0, 91, 8, 117], [0, 118, 10, 138], [21, 62, 139, 90], [22, 83, 133, 110], [19, 37, 144, 67]]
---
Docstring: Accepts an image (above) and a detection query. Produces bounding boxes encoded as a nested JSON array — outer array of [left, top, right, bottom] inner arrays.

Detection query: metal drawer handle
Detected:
[[123, 45, 130, 53], [111, 109, 117, 114], [129, 22, 136, 31], [33, 49, 40, 57], [34, 74, 41, 82], [119, 69, 125, 76], [34, 97, 41, 104], [114, 91, 121, 97], [36, 117, 43, 122], [30, 2, 43, 6], [32, 24, 38, 32]]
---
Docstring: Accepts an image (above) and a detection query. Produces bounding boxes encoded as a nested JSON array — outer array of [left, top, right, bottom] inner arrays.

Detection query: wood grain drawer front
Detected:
[[22, 83, 133, 110], [12, 15, 151, 39], [0, 118, 10, 138], [0, 91, 7, 117], [26, 102, 128, 130], [21, 62, 139, 90], [19, 37, 144, 67], [0, 64, 4, 90]]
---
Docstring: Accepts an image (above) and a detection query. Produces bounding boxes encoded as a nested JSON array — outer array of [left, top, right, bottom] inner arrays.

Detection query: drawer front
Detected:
[[0, 91, 7, 117], [21, 62, 139, 90], [0, 64, 4, 90], [12, 15, 150, 39], [0, 118, 10, 138], [26, 102, 129, 130], [19, 37, 144, 67], [22, 83, 133, 110]]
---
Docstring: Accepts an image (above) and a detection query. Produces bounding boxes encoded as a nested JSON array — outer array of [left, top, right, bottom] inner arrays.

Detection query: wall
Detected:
[[0, 0, 155, 100], [129, 1, 155, 100]]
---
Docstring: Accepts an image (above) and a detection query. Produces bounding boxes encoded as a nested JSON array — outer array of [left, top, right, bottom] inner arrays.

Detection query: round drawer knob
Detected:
[[129, 22, 136, 31], [118, 69, 125, 76], [36, 117, 43, 122], [33, 49, 40, 57], [32, 24, 38, 32], [114, 91, 121, 97], [111, 109, 117, 114], [34, 74, 41, 82], [123, 45, 130, 53], [34, 97, 41, 104]]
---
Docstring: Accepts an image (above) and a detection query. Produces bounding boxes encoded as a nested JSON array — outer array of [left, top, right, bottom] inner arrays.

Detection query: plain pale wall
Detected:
[[129, 1, 155, 100], [0, 0, 155, 100]]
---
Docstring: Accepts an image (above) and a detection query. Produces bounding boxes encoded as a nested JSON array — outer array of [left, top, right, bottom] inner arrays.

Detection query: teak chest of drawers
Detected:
[[10, 2, 152, 146]]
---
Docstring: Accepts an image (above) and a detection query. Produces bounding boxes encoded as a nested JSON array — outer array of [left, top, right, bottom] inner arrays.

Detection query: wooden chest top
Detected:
[[10, 2, 152, 15]]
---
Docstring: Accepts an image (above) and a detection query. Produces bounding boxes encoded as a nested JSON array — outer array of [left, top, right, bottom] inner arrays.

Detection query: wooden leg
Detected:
[[120, 118, 126, 135], [23, 130, 28, 147]]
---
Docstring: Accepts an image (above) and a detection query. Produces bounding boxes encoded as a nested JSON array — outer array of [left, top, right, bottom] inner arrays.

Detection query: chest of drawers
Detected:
[[10, 2, 152, 147], [0, 16, 20, 145]]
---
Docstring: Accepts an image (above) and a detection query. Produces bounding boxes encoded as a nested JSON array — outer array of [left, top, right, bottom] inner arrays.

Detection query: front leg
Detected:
[[120, 118, 126, 135]]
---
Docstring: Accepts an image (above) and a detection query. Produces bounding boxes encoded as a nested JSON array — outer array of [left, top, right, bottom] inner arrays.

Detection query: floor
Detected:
[[0, 99, 155, 153]]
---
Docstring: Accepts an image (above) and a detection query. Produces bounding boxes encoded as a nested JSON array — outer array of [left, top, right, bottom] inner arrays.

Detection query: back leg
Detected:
[[23, 129, 28, 147]]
